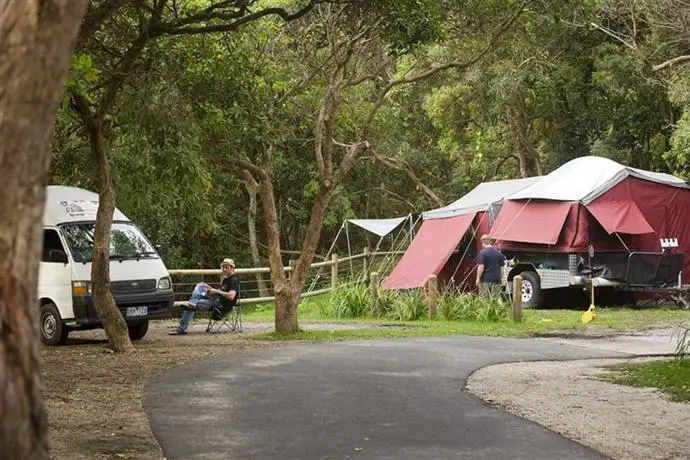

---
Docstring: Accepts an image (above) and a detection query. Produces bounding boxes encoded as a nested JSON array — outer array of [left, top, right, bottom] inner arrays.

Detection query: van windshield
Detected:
[[60, 222, 159, 263]]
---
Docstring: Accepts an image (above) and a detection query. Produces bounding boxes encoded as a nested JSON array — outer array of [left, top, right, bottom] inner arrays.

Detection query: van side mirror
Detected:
[[49, 249, 68, 264]]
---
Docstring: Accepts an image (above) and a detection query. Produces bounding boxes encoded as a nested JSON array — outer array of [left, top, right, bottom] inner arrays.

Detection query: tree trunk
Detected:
[[0, 1, 87, 458], [88, 123, 135, 353], [242, 170, 268, 297], [506, 105, 529, 178], [274, 285, 301, 332], [256, 170, 295, 331]]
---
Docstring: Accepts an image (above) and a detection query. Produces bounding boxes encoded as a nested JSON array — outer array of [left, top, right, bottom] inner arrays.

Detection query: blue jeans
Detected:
[[177, 297, 218, 332]]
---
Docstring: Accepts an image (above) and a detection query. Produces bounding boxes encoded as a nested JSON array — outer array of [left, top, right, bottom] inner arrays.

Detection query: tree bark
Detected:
[[0, 1, 88, 458], [242, 170, 268, 297], [72, 97, 134, 353]]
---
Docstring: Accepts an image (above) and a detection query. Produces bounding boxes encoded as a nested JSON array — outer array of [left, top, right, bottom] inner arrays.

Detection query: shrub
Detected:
[[329, 283, 370, 318], [371, 288, 397, 318], [391, 290, 427, 321]]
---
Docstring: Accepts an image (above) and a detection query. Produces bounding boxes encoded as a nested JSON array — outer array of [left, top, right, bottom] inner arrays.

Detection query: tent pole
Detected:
[[345, 220, 354, 281]]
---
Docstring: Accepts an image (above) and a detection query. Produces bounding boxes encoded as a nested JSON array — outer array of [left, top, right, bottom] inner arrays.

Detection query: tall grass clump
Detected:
[[371, 288, 397, 318], [391, 290, 427, 321], [673, 323, 690, 360], [328, 284, 370, 318], [439, 291, 510, 322]]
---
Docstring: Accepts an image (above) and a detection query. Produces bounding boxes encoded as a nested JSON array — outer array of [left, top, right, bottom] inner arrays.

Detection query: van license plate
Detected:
[[126, 306, 148, 317]]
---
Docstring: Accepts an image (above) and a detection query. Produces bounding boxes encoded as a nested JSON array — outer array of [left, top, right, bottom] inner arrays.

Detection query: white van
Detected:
[[38, 186, 174, 345]]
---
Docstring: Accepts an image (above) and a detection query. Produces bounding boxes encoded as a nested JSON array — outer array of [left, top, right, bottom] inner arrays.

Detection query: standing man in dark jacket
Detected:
[[476, 235, 505, 297], [170, 258, 240, 335]]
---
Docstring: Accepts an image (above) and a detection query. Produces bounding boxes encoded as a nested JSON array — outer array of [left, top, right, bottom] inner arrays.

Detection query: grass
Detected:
[[241, 301, 690, 341], [601, 360, 690, 402]]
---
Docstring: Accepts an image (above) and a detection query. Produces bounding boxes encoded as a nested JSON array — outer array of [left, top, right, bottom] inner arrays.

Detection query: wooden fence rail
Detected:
[[168, 250, 404, 307]]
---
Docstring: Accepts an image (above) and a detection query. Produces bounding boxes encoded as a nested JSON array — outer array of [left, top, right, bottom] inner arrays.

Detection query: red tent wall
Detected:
[[591, 178, 690, 282], [383, 213, 476, 289], [436, 211, 492, 289]]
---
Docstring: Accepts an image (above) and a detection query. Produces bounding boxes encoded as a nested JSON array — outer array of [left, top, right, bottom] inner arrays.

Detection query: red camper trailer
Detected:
[[384, 156, 690, 308], [490, 156, 690, 308]]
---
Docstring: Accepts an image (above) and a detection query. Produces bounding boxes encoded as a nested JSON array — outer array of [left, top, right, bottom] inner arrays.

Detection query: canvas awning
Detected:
[[490, 200, 572, 245], [383, 213, 476, 289], [422, 176, 541, 220], [585, 200, 655, 235], [347, 217, 408, 237]]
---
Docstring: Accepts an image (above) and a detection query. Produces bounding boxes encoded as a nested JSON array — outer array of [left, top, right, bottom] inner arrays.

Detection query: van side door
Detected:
[[38, 228, 74, 320]]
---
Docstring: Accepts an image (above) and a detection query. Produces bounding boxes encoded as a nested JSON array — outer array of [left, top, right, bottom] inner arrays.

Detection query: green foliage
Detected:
[[390, 291, 427, 321], [329, 284, 370, 318], [67, 54, 101, 100], [371, 289, 398, 319]]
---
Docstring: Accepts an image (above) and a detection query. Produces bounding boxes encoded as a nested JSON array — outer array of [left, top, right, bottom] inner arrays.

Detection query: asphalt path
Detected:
[[145, 336, 629, 459]]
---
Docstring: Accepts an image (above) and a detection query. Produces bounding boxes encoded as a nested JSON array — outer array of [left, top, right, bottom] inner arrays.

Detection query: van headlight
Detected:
[[72, 281, 92, 296], [158, 277, 171, 290]]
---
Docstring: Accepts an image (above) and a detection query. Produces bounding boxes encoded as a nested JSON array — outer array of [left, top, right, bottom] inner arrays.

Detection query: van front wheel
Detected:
[[40, 303, 69, 346], [128, 320, 149, 340]]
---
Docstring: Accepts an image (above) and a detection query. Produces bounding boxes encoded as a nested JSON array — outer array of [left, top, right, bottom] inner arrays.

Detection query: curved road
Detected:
[[145, 336, 628, 459]]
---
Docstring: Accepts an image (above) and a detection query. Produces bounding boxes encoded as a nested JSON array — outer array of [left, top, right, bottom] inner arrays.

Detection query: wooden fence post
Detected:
[[427, 274, 438, 319], [331, 253, 339, 289], [512, 275, 522, 322], [363, 247, 370, 283], [370, 271, 379, 308]]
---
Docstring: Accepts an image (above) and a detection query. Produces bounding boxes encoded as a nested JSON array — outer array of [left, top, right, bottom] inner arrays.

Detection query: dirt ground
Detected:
[[42, 320, 277, 459], [466, 358, 690, 460], [41, 319, 387, 460]]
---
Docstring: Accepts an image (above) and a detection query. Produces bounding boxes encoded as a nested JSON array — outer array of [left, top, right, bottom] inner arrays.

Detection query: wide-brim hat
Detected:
[[220, 258, 236, 267]]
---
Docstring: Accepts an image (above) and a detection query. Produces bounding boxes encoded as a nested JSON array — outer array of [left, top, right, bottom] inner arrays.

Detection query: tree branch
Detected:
[[589, 22, 637, 50], [153, 3, 314, 35], [652, 55, 690, 71], [76, 0, 127, 53], [371, 151, 443, 206]]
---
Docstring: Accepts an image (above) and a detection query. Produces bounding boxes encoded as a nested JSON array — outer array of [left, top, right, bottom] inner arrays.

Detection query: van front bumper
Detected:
[[71, 291, 174, 327]]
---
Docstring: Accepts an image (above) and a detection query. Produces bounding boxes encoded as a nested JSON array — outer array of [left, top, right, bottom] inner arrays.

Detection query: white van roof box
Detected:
[[44, 186, 130, 226]]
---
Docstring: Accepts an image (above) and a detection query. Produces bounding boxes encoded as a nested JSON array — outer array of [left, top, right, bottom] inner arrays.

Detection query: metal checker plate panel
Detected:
[[537, 269, 571, 289]]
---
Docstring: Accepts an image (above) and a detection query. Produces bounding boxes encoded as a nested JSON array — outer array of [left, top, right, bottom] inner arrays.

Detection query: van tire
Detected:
[[128, 320, 149, 340], [40, 303, 69, 346], [518, 271, 541, 309]]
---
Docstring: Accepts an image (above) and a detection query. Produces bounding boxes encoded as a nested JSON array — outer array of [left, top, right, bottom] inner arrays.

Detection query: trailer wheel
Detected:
[[517, 271, 541, 308]]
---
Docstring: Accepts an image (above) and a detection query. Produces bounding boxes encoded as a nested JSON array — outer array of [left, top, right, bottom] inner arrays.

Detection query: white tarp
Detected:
[[347, 217, 408, 237], [423, 176, 541, 220], [509, 156, 689, 204]]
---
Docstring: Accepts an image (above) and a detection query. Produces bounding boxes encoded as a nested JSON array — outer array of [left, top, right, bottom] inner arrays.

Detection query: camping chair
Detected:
[[206, 294, 242, 333]]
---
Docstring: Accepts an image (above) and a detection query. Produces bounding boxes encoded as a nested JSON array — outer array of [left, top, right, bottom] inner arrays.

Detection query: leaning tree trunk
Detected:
[[0, 1, 88, 458], [242, 170, 269, 297], [88, 123, 134, 352]]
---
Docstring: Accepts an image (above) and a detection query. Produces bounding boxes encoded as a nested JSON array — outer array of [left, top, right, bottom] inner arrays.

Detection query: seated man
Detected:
[[170, 258, 240, 335]]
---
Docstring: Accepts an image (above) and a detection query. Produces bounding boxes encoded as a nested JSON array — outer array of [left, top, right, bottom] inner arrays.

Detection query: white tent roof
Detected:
[[423, 176, 541, 220], [509, 156, 689, 204], [347, 217, 408, 237]]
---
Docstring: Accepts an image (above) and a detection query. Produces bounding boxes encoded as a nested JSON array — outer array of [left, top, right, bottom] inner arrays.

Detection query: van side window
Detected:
[[43, 230, 66, 263]]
